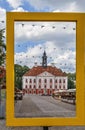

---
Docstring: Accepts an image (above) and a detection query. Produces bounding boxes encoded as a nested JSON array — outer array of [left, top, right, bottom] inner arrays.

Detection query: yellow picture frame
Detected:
[[6, 12, 85, 126]]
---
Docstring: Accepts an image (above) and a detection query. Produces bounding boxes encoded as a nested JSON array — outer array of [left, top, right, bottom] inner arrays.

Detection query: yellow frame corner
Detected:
[[6, 12, 85, 126]]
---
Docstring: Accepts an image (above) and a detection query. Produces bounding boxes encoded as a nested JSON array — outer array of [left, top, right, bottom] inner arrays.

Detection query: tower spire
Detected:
[[42, 50, 47, 67]]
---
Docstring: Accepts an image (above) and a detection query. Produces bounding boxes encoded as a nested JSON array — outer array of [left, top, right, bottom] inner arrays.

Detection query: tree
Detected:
[[68, 78, 75, 89], [0, 29, 6, 66], [14, 64, 30, 90], [67, 72, 76, 89]]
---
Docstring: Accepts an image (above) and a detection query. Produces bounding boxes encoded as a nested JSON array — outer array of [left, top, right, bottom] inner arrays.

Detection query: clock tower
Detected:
[[42, 51, 47, 67]]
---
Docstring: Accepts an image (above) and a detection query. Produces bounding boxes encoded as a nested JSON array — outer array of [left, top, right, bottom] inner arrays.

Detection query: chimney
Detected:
[[34, 62, 37, 67], [51, 63, 55, 67]]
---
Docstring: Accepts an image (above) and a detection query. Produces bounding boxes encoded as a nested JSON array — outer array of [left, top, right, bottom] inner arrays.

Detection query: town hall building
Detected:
[[22, 51, 68, 95]]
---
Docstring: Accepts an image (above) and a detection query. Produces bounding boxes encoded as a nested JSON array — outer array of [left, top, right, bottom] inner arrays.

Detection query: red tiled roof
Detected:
[[23, 66, 67, 76]]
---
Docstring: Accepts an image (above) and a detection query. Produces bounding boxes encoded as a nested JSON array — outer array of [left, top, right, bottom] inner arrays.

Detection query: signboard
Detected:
[[6, 12, 85, 126]]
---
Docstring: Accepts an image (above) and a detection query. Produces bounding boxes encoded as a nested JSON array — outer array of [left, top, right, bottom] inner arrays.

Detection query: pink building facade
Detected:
[[22, 51, 68, 95]]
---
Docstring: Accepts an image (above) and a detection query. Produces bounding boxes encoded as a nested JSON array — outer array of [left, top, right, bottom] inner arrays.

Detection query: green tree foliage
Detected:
[[67, 73, 76, 89], [0, 29, 6, 66], [14, 64, 30, 90]]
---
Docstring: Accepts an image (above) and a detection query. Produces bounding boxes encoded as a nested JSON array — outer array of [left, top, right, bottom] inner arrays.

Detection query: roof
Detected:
[[23, 66, 67, 77]]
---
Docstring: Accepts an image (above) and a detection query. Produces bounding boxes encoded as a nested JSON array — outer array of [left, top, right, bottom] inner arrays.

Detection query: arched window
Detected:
[[34, 85, 36, 89], [50, 85, 52, 88], [63, 79, 65, 83], [25, 79, 28, 83], [25, 85, 27, 88], [59, 85, 61, 89], [50, 79, 52, 83], [44, 85, 46, 88], [39, 85, 41, 88], [30, 85, 31, 89], [34, 79, 36, 83], [55, 79, 57, 83], [30, 79, 32, 83], [44, 79, 47, 83], [63, 85, 65, 89], [39, 79, 41, 83], [55, 85, 57, 89], [59, 79, 61, 83]]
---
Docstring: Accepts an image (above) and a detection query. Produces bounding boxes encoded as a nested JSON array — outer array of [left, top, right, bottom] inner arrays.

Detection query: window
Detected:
[[44, 85, 46, 88], [30, 85, 31, 89], [63, 79, 65, 83], [63, 85, 65, 89], [34, 79, 36, 83], [39, 85, 41, 88], [25, 85, 27, 88], [34, 85, 36, 89], [30, 79, 32, 83], [25, 79, 28, 83], [59, 85, 61, 89], [39, 79, 41, 83], [44, 79, 47, 83], [55, 79, 57, 83], [50, 79, 52, 83], [50, 85, 52, 88], [59, 79, 61, 83], [55, 85, 57, 89]]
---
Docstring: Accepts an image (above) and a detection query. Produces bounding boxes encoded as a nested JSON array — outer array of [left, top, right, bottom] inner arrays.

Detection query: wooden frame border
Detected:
[[6, 12, 85, 126]]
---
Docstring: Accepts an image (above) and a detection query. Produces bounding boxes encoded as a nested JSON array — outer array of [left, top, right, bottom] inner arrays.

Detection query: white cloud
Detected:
[[15, 40, 76, 73], [0, 7, 6, 22], [14, 21, 76, 73], [53, 2, 78, 12], [26, 0, 81, 12], [0, 7, 6, 30], [12, 7, 27, 12], [7, 0, 23, 8], [14, 22, 76, 44]]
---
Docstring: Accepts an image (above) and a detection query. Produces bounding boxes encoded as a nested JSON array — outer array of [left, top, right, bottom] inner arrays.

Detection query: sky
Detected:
[[0, 0, 85, 73]]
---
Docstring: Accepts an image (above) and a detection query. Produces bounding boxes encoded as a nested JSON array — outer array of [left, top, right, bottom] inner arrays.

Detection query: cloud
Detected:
[[14, 21, 76, 73], [15, 40, 76, 73], [12, 7, 27, 12], [4, 0, 85, 12], [0, 7, 6, 22], [53, 2, 78, 12], [6, 0, 23, 8], [0, 7, 6, 31], [14, 22, 76, 44], [25, 0, 80, 12]]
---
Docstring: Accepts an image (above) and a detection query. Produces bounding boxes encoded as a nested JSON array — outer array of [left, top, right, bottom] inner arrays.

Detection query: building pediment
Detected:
[[37, 71, 54, 77]]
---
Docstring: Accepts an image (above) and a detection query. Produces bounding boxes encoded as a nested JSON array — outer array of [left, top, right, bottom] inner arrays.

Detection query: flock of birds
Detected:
[[14, 22, 76, 72], [0, 21, 76, 72]]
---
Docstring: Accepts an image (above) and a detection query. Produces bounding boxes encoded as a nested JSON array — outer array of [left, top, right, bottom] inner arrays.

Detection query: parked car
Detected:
[[15, 92, 23, 100]]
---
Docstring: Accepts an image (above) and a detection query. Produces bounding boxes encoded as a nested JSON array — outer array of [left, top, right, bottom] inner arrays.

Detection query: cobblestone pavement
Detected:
[[0, 95, 85, 130], [0, 100, 6, 118], [15, 94, 75, 117]]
